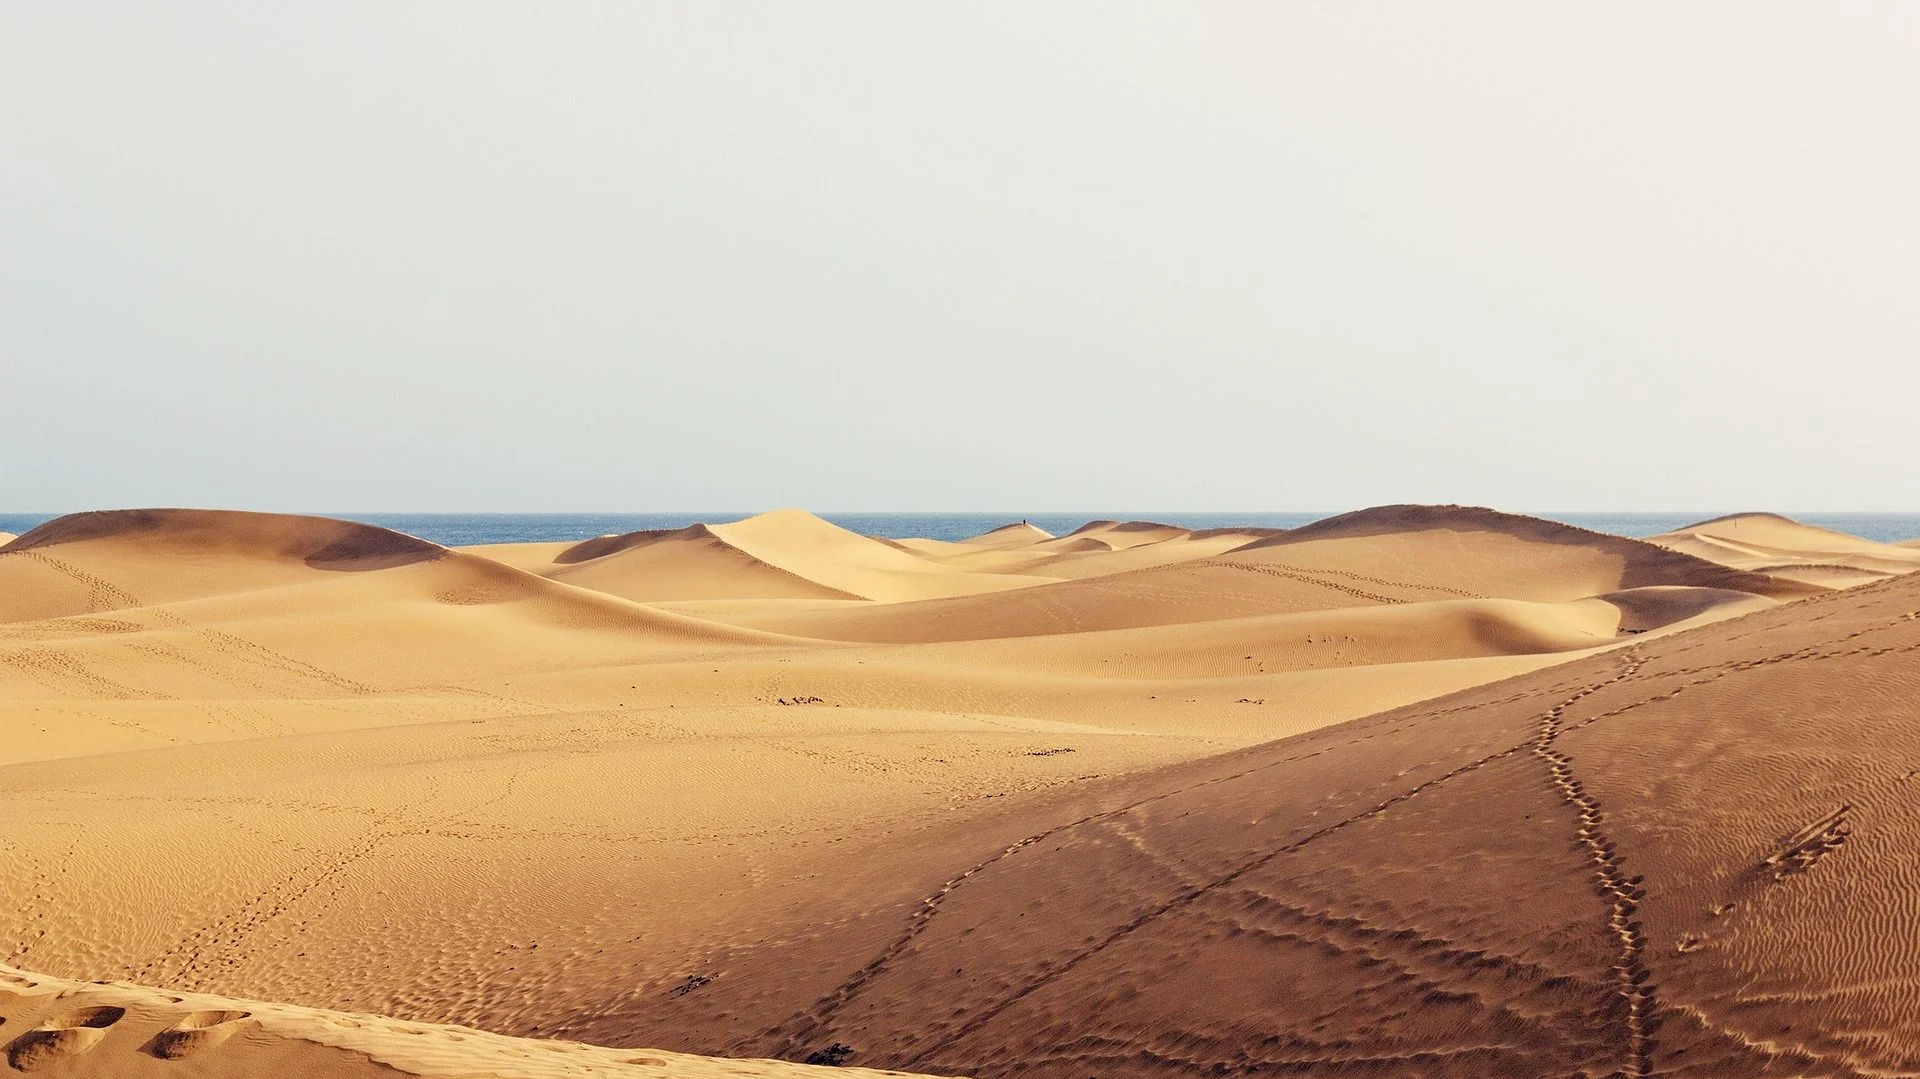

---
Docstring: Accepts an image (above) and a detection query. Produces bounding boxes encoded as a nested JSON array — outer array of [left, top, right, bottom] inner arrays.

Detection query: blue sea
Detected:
[[4, 510, 1919, 546]]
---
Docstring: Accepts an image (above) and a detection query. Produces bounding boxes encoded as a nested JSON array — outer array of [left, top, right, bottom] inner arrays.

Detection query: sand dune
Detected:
[[0, 964, 945, 1078], [0, 504, 1902, 1078], [870, 527, 1274, 584], [549, 525, 864, 602], [587, 569, 1920, 1079], [955, 521, 1052, 549], [1652, 511, 1920, 589], [0, 509, 444, 623], [736, 505, 1802, 644], [1062, 520, 1190, 550], [467, 511, 1057, 604], [1229, 503, 1814, 602]]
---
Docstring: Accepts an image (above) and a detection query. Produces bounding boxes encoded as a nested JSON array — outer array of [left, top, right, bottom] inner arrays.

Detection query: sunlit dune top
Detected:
[[955, 520, 1054, 549]]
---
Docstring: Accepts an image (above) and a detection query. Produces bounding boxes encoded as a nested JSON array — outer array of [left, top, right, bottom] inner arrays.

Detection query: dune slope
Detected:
[[593, 567, 1920, 1078], [1228, 504, 1814, 601]]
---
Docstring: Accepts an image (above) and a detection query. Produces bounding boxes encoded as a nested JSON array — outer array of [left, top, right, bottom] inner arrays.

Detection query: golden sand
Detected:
[[3, 505, 1912, 1077]]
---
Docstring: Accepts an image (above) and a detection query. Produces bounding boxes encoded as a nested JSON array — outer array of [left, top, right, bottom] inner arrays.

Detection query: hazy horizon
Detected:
[[7, 4, 1918, 512], [8, 507, 1920, 550]]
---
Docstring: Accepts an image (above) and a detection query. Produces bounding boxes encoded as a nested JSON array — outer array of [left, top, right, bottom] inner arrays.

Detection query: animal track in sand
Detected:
[[5, 1005, 126, 1072], [766, 672, 1590, 1061], [1526, 647, 1656, 1079], [1208, 561, 1408, 604], [1766, 805, 1851, 881], [148, 1008, 253, 1059], [8, 548, 376, 696]]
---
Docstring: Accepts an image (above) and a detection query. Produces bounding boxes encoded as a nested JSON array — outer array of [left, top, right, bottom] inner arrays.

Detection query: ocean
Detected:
[[3, 510, 1919, 546]]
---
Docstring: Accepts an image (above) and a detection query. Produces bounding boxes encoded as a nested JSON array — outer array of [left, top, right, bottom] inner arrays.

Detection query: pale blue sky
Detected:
[[5, 4, 1917, 512]]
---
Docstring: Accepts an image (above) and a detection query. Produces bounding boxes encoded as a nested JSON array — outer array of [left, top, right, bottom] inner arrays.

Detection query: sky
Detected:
[[4, 4, 1917, 513]]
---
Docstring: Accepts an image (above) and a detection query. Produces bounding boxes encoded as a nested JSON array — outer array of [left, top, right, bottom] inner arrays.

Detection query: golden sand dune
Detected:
[[735, 505, 1803, 644], [0, 964, 945, 1078], [469, 511, 1057, 604], [587, 570, 1920, 1078], [1230, 504, 1815, 602], [866, 526, 1278, 585], [0, 509, 443, 623], [0, 505, 1903, 1078], [549, 525, 863, 602], [1652, 512, 1920, 589], [954, 521, 1053, 549], [1061, 520, 1191, 550]]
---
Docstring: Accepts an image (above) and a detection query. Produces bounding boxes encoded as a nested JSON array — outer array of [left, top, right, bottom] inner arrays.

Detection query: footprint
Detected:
[[625, 1057, 669, 1067], [6, 1005, 125, 1072], [149, 1009, 252, 1060]]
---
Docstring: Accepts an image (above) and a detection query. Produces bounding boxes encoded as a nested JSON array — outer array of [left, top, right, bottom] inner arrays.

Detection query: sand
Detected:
[[0, 964, 937, 1078], [1, 504, 1912, 1078], [1651, 512, 1920, 589]]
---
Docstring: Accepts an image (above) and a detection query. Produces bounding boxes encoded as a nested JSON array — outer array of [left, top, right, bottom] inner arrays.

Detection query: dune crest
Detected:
[[1225, 502, 1813, 601], [472, 511, 1059, 604], [956, 521, 1053, 548], [6, 508, 445, 568]]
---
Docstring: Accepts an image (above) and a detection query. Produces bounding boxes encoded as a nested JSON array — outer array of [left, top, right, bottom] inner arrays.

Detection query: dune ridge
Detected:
[[467, 511, 1058, 604], [1230, 503, 1816, 599]]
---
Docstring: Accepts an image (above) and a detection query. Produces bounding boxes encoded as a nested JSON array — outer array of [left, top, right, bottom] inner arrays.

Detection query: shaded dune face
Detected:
[[0, 509, 452, 625], [5, 508, 446, 570], [0, 504, 1912, 1079], [1228, 504, 1817, 600], [600, 572, 1920, 1079]]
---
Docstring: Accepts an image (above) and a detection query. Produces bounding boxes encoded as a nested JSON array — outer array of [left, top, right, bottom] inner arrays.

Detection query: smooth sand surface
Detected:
[[1, 504, 1909, 1077]]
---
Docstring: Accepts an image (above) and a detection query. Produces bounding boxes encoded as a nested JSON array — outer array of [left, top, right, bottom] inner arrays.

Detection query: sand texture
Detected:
[[2, 504, 1913, 1077], [0, 965, 943, 1078]]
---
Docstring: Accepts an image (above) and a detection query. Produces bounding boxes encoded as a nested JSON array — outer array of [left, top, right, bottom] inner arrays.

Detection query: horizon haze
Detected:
[[5, 3, 1918, 512]]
